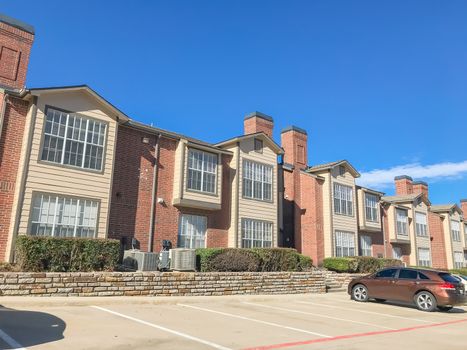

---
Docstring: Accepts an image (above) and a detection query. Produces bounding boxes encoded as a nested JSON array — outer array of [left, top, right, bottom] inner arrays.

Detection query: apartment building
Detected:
[[108, 113, 283, 252]]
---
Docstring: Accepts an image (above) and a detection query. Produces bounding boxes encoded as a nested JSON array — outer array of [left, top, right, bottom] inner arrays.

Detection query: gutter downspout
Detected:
[[381, 203, 387, 258], [148, 134, 161, 252], [0, 92, 8, 142], [9, 95, 38, 262]]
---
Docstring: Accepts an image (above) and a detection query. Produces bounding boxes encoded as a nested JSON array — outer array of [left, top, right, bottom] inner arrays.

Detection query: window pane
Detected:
[[241, 219, 273, 248], [187, 149, 217, 194], [41, 108, 106, 171], [178, 214, 207, 248], [398, 269, 418, 279], [243, 160, 273, 201], [333, 183, 353, 216], [335, 231, 355, 257], [29, 193, 98, 238]]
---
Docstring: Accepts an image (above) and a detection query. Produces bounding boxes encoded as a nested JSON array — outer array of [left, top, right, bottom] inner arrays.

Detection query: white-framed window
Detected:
[[178, 214, 207, 249], [241, 219, 273, 248], [365, 193, 379, 222], [360, 235, 372, 257], [451, 221, 461, 242], [333, 183, 353, 216], [418, 248, 431, 267], [30, 193, 98, 238], [187, 149, 218, 194], [254, 138, 263, 153], [415, 212, 428, 237], [396, 208, 408, 236], [392, 246, 402, 260], [41, 107, 107, 171], [454, 251, 464, 269], [335, 231, 355, 257], [242, 160, 273, 201]]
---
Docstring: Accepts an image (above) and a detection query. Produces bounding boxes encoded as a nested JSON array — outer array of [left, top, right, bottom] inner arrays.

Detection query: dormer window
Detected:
[[339, 165, 346, 176]]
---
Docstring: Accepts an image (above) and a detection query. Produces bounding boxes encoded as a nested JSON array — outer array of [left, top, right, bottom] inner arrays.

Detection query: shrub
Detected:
[[0, 262, 17, 272], [323, 257, 403, 273], [15, 235, 120, 272], [450, 268, 467, 276], [195, 248, 313, 272]]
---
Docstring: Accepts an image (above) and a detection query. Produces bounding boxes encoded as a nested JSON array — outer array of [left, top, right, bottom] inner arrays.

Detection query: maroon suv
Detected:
[[348, 267, 466, 312]]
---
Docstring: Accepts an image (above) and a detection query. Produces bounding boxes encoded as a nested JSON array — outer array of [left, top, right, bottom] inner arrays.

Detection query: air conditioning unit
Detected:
[[123, 250, 159, 271], [169, 248, 196, 271]]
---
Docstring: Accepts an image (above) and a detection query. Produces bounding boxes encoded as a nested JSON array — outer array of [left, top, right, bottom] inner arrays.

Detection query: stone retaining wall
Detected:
[[0, 270, 362, 297], [0, 271, 329, 297]]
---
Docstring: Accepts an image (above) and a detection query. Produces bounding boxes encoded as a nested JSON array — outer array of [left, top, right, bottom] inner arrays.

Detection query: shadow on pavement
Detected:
[[0, 305, 65, 349], [370, 299, 466, 313]]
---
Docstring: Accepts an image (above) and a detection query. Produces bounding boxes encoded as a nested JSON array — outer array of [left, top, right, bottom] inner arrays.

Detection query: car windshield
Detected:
[[438, 273, 460, 283]]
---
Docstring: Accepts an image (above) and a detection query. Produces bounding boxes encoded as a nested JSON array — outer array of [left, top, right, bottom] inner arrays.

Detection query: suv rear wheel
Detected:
[[414, 291, 437, 312], [352, 284, 369, 302]]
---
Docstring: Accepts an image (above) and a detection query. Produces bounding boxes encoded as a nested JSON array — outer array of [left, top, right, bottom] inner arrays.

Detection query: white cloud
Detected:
[[357, 160, 467, 189]]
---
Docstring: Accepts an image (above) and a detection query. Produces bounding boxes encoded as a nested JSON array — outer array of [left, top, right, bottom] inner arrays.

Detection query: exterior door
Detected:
[[368, 268, 399, 298], [393, 269, 419, 302]]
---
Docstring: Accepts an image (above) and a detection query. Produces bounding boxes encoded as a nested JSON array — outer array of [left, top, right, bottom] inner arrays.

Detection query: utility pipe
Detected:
[[148, 133, 161, 252]]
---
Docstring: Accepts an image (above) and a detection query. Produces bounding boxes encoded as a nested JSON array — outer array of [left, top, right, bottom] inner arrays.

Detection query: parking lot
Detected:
[[0, 292, 465, 350]]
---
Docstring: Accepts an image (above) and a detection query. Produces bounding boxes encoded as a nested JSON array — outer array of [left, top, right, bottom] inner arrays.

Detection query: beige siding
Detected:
[[237, 137, 278, 247], [224, 144, 239, 247], [172, 140, 183, 201], [18, 91, 118, 238], [320, 172, 333, 257], [330, 167, 358, 256]]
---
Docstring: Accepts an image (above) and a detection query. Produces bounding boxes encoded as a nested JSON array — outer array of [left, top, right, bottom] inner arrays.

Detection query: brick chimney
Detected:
[[461, 199, 467, 218], [412, 181, 428, 200], [281, 126, 308, 168], [394, 175, 413, 195], [0, 13, 35, 90], [244, 111, 273, 138]]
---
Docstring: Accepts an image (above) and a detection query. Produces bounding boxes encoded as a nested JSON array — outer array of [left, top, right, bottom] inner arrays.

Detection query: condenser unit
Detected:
[[169, 248, 196, 271], [123, 250, 159, 271]]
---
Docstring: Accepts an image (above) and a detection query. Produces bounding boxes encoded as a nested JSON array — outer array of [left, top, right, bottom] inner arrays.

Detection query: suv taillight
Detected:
[[439, 282, 456, 290]]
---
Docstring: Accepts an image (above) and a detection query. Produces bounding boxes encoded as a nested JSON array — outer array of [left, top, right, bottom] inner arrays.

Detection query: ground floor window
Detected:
[[178, 214, 207, 249], [392, 246, 402, 260], [241, 218, 273, 248], [454, 251, 464, 269], [30, 193, 99, 238], [360, 235, 372, 256], [417, 248, 431, 267], [335, 231, 355, 257]]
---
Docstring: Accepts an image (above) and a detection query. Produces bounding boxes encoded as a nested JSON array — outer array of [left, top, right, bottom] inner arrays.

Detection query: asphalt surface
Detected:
[[0, 292, 465, 349]]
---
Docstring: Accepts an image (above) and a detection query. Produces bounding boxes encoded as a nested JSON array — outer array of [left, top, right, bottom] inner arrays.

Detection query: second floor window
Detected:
[[365, 193, 378, 222], [415, 212, 428, 237], [243, 160, 273, 201], [41, 108, 107, 171], [334, 183, 353, 216], [187, 149, 217, 194], [396, 208, 408, 236], [451, 220, 461, 242]]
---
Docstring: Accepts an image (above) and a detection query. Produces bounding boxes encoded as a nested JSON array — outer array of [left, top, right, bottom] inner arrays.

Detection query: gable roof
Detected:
[[430, 204, 463, 215], [356, 186, 385, 196], [381, 192, 431, 206], [28, 85, 130, 122], [306, 160, 360, 178], [215, 132, 284, 155]]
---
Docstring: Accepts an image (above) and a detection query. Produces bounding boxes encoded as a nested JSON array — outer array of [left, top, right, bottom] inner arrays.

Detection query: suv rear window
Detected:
[[375, 269, 398, 278], [438, 273, 459, 283], [418, 272, 430, 280]]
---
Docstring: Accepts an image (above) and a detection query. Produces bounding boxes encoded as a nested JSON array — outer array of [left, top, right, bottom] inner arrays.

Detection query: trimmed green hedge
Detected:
[[323, 256, 403, 273], [15, 235, 120, 272], [450, 268, 467, 276], [195, 248, 313, 272]]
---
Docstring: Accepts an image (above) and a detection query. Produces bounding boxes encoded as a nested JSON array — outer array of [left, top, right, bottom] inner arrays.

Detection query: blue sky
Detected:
[[2, 0, 467, 205]]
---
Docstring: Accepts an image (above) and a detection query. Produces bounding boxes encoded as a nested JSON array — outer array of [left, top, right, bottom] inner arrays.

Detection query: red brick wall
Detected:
[[298, 172, 324, 265], [109, 125, 231, 253], [0, 21, 34, 90], [244, 117, 273, 138], [395, 178, 413, 195], [412, 183, 428, 200], [0, 96, 29, 261], [460, 200, 467, 218], [281, 130, 307, 168], [429, 212, 448, 269]]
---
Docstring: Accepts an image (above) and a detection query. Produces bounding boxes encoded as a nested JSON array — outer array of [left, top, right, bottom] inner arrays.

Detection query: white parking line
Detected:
[[91, 306, 231, 350], [0, 328, 27, 350], [298, 301, 436, 324], [178, 303, 331, 338], [242, 302, 396, 330]]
